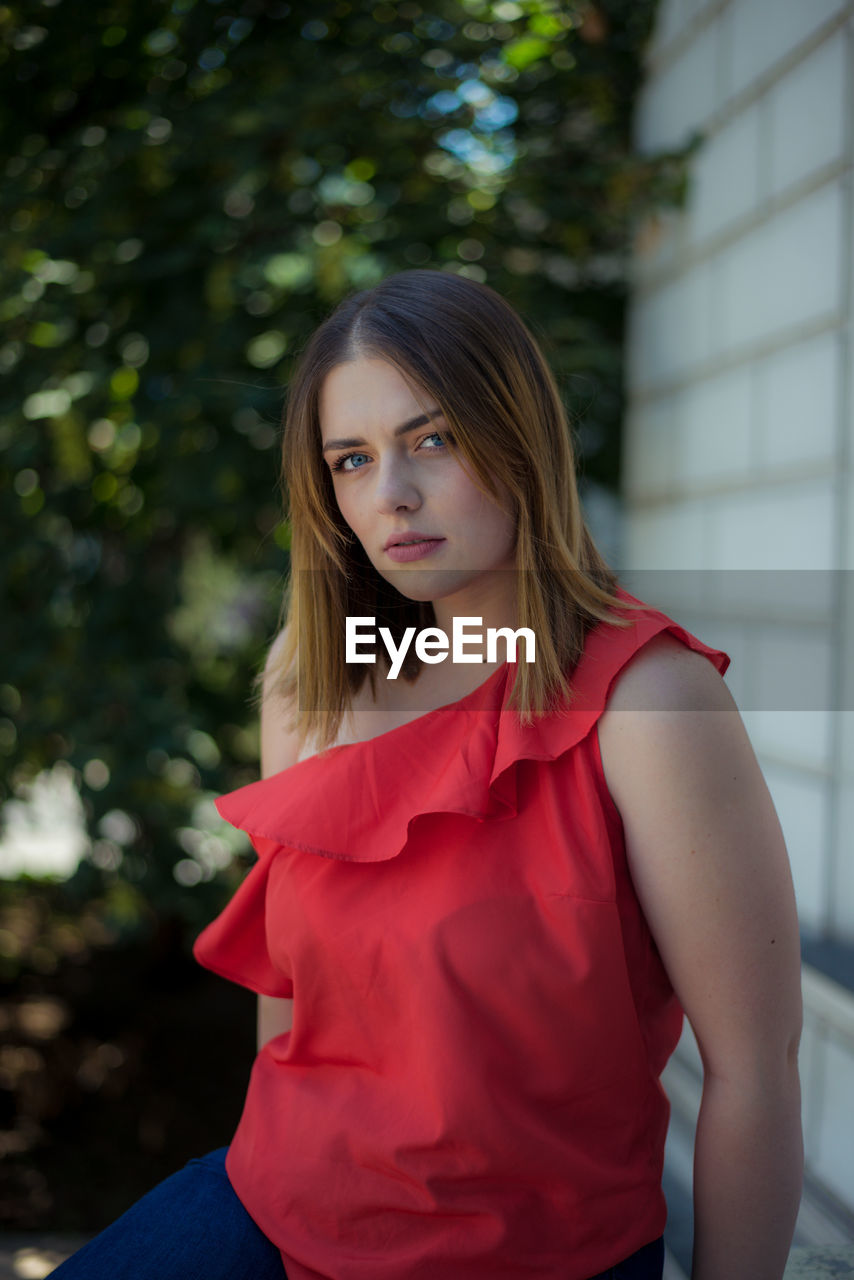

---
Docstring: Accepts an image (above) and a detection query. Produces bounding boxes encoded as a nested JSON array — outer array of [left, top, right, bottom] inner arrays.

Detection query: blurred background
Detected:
[[620, 2, 854, 1272], [2, 0, 854, 1276]]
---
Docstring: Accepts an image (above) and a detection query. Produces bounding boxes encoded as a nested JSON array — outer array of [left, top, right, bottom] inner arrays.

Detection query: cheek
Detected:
[[455, 474, 515, 532], [330, 483, 360, 526], [447, 468, 496, 512], [480, 491, 518, 556]]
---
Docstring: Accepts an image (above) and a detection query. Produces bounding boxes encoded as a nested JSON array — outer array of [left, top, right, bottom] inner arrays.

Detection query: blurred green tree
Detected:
[[0, 0, 697, 955]]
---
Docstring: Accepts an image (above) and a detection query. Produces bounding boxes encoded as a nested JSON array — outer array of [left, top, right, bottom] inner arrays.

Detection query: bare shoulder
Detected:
[[260, 623, 296, 715], [260, 623, 305, 775], [601, 629, 734, 718], [260, 625, 371, 764], [595, 629, 802, 1078], [598, 628, 738, 810]]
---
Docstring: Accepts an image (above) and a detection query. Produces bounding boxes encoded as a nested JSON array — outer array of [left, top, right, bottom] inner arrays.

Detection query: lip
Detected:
[[385, 538, 446, 563], [383, 531, 443, 551]]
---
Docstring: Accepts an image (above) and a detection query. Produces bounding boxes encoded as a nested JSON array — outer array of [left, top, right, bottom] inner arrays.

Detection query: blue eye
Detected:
[[330, 452, 368, 474], [329, 431, 453, 474]]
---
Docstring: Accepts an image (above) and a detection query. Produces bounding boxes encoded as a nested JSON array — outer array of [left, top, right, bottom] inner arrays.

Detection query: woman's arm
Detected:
[[256, 625, 299, 1053], [597, 633, 803, 1280]]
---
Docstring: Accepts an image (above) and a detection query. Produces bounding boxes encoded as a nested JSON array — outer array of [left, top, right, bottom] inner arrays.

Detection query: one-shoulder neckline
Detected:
[[211, 591, 733, 863], [321, 658, 515, 757]]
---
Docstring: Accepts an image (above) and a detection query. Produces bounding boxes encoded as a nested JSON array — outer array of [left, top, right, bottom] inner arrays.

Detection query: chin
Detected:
[[380, 567, 475, 602]]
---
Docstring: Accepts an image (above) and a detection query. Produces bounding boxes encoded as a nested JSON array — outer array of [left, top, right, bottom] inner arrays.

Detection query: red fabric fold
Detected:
[[191, 589, 731, 1280]]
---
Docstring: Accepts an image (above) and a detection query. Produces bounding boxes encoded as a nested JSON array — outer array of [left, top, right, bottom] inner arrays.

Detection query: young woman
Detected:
[[51, 270, 803, 1280]]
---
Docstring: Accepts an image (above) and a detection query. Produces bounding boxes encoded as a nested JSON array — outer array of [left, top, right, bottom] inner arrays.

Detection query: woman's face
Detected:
[[318, 356, 518, 626]]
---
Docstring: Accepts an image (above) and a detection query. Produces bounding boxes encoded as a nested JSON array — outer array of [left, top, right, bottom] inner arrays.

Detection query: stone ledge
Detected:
[[784, 1247, 854, 1278]]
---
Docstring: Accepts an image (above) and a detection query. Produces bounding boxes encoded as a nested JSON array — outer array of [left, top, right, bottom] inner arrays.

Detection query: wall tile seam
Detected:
[[641, 0, 729, 78], [624, 471, 839, 504], [625, 597, 834, 633], [661, 1251, 689, 1280], [802, 1011, 854, 1046], [795, 1174, 854, 1243], [826, 12, 854, 940], [800, 1171, 854, 1236], [803, 967, 854, 1032], [664, 1046, 704, 1091], [752, 747, 834, 778], [626, 461, 838, 506], [663, 1091, 701, 1141], [667, 1010, 854, 1076], [639, 2, 852, 129], [629, 161, 849, 300], [627, 317, 842, 404], [803, 1010, 854, 1054], [649, 604, 838, 629], [748, 751, 836, 782]]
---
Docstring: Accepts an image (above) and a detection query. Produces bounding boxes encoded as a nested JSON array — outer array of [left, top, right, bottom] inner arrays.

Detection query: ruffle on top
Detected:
[[192, 588, 731, 999], [211, 587, 731, 867]]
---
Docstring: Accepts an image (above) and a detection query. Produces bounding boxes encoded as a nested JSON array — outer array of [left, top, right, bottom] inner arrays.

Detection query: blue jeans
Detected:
[[48, 1148, 286, 1279], [48, 1146, 663, 1279], [592, 1234, 664, 1279]]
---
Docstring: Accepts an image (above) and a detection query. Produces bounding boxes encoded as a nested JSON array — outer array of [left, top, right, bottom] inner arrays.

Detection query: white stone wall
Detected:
[[623, 0, 854, 1242]]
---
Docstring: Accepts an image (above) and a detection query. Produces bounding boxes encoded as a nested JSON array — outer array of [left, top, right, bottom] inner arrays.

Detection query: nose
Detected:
[[373, 455, 423, 515]]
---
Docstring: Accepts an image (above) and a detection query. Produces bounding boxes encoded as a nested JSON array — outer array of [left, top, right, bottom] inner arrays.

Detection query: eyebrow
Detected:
[[321, 408, 444, 454]]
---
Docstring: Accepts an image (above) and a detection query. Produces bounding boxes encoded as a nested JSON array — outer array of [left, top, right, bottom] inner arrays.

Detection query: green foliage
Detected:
[[0, 0, 692, 946]]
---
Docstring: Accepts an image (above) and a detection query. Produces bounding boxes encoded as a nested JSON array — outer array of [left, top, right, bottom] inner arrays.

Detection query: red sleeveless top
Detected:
[[193, 589, 731, 1280]]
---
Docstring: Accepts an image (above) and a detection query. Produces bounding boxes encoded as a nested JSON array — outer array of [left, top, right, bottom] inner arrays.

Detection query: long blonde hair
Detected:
[[261, 269, 641, 754]]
